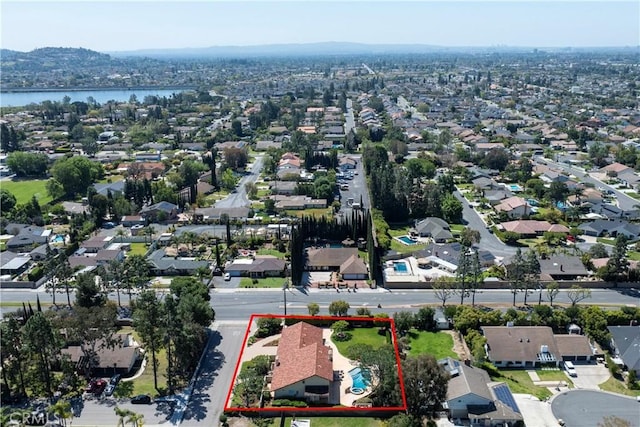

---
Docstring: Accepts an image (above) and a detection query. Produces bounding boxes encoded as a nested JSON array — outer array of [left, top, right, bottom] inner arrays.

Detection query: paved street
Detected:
[[71, 395, 175, 426], [180, 322, 247, 427], [344, 98, 356, 134], [215, 155, 264, 208]]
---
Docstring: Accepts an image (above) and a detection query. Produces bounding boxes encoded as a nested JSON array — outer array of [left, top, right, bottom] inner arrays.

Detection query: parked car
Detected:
[[131, 394, 152, 404], [103, 384, 115, 397], [85, 379, 107, 395], [223, 272, 231, 281], [109, 374, 121, 386]]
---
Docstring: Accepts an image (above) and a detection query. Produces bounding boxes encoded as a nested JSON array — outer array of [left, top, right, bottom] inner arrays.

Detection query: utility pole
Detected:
[[283, 280, 288, 316]]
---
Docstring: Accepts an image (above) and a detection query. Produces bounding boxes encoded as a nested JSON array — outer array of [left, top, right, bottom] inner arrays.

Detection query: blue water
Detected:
[[349, 367, 369, 390], [0, 88, 188, 107], [509, 184, 523, 191], [397, 235, 417, 245], [394, 261, 409, 273], [52, 235, 64, 243]]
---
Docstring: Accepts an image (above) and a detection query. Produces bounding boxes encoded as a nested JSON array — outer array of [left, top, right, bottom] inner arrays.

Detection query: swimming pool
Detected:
[[393, 261, 409, 273], [396, 235, 417, 245], [52, 235, 65, 243], [349, 367, 370, 394], [508, 184, 523, 192]]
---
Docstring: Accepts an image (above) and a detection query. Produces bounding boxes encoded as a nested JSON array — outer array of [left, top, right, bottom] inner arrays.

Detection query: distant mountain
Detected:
[[2, 47, 111, 62], [107, 42, 461, 58]]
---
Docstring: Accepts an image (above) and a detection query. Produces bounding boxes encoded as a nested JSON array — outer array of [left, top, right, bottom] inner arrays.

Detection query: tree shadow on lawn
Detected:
[[181, 330, 223, 422]]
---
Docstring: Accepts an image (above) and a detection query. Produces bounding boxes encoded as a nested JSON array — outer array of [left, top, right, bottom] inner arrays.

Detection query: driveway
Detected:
[[551, 390, 640, 427], [514, 394, 559, 427], [571, 361, 611, 390]]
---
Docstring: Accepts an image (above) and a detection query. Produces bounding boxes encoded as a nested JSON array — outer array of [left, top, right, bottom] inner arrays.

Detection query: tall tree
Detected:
[[402, 354, 449, 417], [23, 312, 60, 396], [523, 250, 540, 305], [133, 291, 165, 391], [506, 248, 526, 306]]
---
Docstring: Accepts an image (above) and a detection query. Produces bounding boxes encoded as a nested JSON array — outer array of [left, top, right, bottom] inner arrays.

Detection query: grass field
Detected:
[[599, 376, 640, 397], [285, 208, 334, 218], [240, 277, 288, 288], [332, 326, 388, 356], [2, 179, 52, 205], [490, 369, 552, 401], [129, 242, 149, 256], [390, 239, 427, 254], [118, 327, 168, 396], [255, 248, 287, 259], [407, 330, 458, 359]]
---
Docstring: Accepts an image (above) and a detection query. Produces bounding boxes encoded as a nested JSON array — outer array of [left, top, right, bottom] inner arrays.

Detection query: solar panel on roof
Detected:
[[493, 384, 521, 414]]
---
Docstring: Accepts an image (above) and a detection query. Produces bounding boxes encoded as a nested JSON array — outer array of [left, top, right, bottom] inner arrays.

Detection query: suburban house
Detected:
[[147, 249, 209, 275], [269, 181, 297, 195], [410, 217, 453, 243], [607, 326, 640, 375], [338, 254, 368, 280], [499, 220, 570, 237], [81, 235, 114, 253], [68, 249, 125, 269], [578, 219, 640, 240], [61, 333, 142, 376], [274, 195, 326, 210], [441, 358, 523, 427], [0, 252, 31, 277], [224, 256, 287, 278], [269, 322, 333, 402], [121, 215, 146, 227], [482, 326, 595, 368], [338, 156, 357, 171], [494, 197, 530, 219], [4, 224, 49, 250], [305, 248, 358, 272], [539, 255, 591, 280], [94, 180, 125, 197], [414, 243, 496, 271], [140, 201, 178, 222]]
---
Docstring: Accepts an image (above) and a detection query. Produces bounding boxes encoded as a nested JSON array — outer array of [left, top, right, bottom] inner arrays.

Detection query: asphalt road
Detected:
[[71, 394, 175, 426], [538, 157, 639, 211], [215, 155, 264, 208], [180, 322, 246, 427], [2, 287, 638, 319], [344, 98, 356, 135], [551, 390, 640, 427], [454, 190, 517, 258]]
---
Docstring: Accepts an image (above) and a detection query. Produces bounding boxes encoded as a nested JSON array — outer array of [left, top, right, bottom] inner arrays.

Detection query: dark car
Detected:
[[131, 394, 152, 404], [109, 374, 121, 386]]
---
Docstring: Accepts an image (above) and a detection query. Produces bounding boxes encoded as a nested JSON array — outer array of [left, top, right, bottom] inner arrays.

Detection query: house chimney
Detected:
[[464, 359, 471, 366], [560, 264, 564, 271]]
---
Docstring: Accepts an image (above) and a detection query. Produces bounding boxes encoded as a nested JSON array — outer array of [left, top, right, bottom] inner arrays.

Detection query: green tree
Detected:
[[328, 300, 350, 316], [46, 179, 65, 200], [133, 291, 165, 391], [0, 189, 17, 212], [460, 228, 481, 248], [567, 285, 592, 306], [602, 235, 630, 283], [402, 354, 449, 417], [255, 317, 282, 338], [0, 317, 27, 398], [393, 311, 414, 337], [51, 155, 104, 197], [50, 400, 73, 427], [122, 255, 151, 303], [307, 302, 320, 316], [23, 312, 60, 396], [414, 307, 436, 331], [6, 152, 49, 177], [331, 320, 350, 334], [75, 272, 106, 308], [441, 194, 463, 223], [432, 276, 456, 306], [506, 248, 526, 306]]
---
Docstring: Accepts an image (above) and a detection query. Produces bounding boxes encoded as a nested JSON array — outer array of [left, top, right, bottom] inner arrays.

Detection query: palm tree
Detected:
[[126, 410, 145, 427], [50, 399, 72, 427], [146, 225, 156, 245], [116, 228, 127, 244]]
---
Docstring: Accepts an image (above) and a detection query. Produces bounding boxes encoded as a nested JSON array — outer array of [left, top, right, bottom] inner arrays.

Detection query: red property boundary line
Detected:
[[223, 313, 408, 413]]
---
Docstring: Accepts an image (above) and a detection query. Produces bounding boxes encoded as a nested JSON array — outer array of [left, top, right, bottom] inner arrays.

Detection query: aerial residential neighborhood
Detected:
[[1, 7, 640, 426]]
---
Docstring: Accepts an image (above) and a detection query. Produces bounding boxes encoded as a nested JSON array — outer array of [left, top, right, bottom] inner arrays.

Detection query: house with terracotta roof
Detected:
[[494, 197, 530, 219], [270, 322, 334, 402]]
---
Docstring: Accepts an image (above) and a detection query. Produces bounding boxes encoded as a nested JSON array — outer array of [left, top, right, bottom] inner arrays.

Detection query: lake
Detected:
[[0, 88, 191, 107]]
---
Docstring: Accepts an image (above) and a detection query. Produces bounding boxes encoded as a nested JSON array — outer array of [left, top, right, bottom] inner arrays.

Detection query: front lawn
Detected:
[[118, 327, 168, 396], [332, 326, 388, 356], [388, 226, 411, 237], [489, 368, 552, 401], [597, 237, 616, 245], [255, 248, 287, 259], [599, 376, 640, 397], [240, 277, 288, 288], [285, 208, 334, 218], [2, 179, 52, 205], [407, 330, 458, 359]]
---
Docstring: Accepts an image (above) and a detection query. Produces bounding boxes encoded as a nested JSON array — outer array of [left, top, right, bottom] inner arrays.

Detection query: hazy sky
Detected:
[[2, 1, 638, 52]]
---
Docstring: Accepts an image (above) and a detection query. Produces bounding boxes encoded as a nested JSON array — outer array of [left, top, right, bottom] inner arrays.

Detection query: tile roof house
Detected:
[[499, 220, 569, 236], [607, 326, 640, 375], [494, 197, 531, 219], [441, 358, 523, 426], [305, 248, 358, 271], [410, 217, 453, 243], [482, 326, 595, 368], [270, 322, 333, 402], [339, 254, 368, 280]]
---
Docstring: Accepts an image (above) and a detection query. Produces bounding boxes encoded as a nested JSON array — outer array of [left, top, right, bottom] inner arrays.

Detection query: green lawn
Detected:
[[390, 239, 427, 254], [490, 369, 552, 401], [627, 251, 640, 261], [129, 242, 149, 256], [599, 377, 640, 397], [332, 327, 387, 357], [255, 248, 287, 259], [597, 238, 616, 245], [536, 369, 574, 386], [388, 226, 411, 237], [1, 179, 52, 205], [240, 277, 288, 288], [407, 330, 458, 359], [98, 174, 124, 183], [285, 208, 334, 218], [118, 327, 168, 396]]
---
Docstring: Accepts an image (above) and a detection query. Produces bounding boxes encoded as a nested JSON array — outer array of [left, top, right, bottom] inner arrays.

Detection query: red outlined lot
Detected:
[[224, 313, 407, 414]]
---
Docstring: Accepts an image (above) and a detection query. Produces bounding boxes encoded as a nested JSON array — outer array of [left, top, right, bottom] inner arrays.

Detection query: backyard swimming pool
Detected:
[[396, 235, 417, 245], [508, 184, 523, 192], [349, 367, 370, 395], [393, 261, 409, 273], [51, 235, 65, 243]]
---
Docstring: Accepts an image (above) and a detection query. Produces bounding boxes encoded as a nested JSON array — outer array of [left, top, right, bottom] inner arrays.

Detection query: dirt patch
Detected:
[[443, 330, 471, 361], [228, 416, 258, 427]]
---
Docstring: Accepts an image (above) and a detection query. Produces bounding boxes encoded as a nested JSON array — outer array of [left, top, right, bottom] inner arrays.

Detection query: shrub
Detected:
[[332, 331, 352, 342], [28, 267, 43, 281], [271, 399, 308, 407]]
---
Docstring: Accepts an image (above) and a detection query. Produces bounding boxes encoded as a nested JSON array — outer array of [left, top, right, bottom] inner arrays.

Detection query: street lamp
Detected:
[[282, 280, 288, 316]]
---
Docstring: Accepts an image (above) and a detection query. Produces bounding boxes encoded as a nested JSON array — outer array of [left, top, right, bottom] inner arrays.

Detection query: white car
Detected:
[[223, 273, 231, 281]]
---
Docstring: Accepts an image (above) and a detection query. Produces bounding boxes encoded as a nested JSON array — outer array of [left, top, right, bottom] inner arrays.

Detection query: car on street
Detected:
[[131, 394, 152, 404], [103, 384, 115, 397], [223, 272, 231, 281]]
